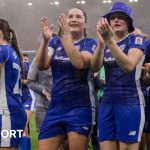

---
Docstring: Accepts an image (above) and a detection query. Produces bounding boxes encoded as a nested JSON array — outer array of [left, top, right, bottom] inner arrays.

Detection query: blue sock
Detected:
[[19, 136, 31, 150]]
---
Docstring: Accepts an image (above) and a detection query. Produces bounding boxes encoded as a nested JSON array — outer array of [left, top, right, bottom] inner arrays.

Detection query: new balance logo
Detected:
[[25, 104, 30, 108], [129, 131, 136, 136], [56, 47, 62, 51], [82, 127, 89, 130]]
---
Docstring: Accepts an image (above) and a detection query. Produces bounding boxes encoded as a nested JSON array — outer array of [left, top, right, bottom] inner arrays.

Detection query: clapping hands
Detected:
[[58, 14, 70, 38], [41, 16, 53, 41], [97, 18, 114, 43]]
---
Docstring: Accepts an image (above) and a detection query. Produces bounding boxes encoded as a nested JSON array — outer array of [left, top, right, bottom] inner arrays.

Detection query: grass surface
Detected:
[[30, 113, 38, 150]]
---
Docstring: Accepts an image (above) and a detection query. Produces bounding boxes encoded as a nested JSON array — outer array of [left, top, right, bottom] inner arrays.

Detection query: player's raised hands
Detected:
[[41, 16, 53, 41], [97, 18, 114, 43], [96, 20, 105, 47], [58, 14, 70, 38]]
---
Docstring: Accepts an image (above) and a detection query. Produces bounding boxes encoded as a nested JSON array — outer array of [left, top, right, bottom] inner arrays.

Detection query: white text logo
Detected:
[[1, 130, 23, 138]]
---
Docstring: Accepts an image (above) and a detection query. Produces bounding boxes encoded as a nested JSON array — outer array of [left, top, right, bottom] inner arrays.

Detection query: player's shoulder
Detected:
[[49, 35, 60, 43], [146, 40, 150, 47], [49, 35, 61, 48], [0, 45, 14, 58], [0, 44, 10, 51], [129, 34, 144, 40]]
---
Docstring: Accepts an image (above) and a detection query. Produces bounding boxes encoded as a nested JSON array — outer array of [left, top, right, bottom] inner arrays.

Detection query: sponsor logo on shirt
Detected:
[[54, 55, 70, 61], [135, 37, 143, 45], [13, 63, 20, 70], [104, 57, 115, 62]]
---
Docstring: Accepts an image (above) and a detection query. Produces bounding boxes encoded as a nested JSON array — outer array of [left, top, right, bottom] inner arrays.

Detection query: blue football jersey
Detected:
[[22, 61, 30, 91], [21, 61, 36, 107], [144, 40, 150, 107], [102, 34, 146, 104], [49, 36, 97, 107], [0, 45, 22, 113]]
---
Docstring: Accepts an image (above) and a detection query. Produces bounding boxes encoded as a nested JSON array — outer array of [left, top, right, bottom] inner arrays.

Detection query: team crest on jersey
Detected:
[[74, 45, 80, 50], [48, 47, 54, 56], [92, 44, 96, 52], [120, 44, 125, 51], [13, 51, 17, 59], [135, 37, 143, 45]]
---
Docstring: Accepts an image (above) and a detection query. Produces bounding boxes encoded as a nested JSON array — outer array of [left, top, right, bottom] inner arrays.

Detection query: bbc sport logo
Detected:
[[1, 130, 23, 138]]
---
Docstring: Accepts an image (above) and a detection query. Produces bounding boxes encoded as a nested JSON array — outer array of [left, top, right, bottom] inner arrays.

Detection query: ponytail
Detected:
[[0, 19, 24, 72], [9, 28, 24, 72], [9, 29, 22, 60]]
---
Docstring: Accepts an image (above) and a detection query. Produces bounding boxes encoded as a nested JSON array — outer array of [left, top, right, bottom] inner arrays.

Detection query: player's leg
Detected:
[[116, 104, 145, 150], [19, 110, 33, 150], [65, 107, 94, 150], [139, 132, 146, 150], [38, 135, 65, 150], [98, 104, 117, 150], [23, 110, 33, 136], [38, 105, 68, 150], [119, 141, 140, 150], [100, 141, 118, 150], [20, 91, 36, 150], [146, 133, 150, 150], [68, 132, 88, 150]]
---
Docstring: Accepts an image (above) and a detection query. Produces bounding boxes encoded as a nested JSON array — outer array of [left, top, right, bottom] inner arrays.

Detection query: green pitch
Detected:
[[30, 113, 38, 150]]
